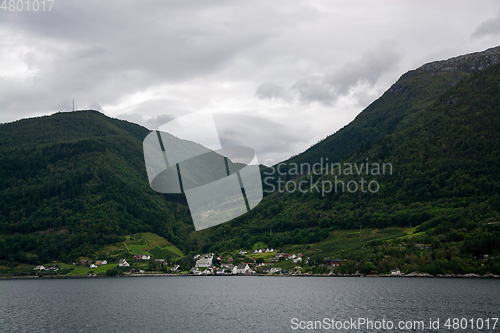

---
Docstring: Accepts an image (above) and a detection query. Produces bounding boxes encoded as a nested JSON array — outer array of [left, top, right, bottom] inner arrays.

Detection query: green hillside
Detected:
[[0, 111, 194, 264], [283, 46, 500, 168], [195, 53, 500, 274], [1, 47, 500, 276]]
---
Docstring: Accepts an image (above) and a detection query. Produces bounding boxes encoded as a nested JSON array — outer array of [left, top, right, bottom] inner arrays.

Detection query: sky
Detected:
[[1, 1, 499, 165]]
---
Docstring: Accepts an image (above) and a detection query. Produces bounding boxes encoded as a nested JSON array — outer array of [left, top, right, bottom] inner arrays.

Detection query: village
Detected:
[[113, 248, 352, 276], [30, 247, 413, 277]]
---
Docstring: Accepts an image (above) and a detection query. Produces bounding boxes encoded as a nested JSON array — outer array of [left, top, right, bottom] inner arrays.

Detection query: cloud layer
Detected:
[[1, 1, 499, 164], [256, 42, 403, 106]]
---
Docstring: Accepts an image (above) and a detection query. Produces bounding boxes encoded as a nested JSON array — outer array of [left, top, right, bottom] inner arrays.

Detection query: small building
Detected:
[[237, 263, 250, 274], [196, 257, 213, 268], [270, 267, 282, 274], [391, 268, 401, 276], [46, 264, 60, 270], [261, 266, 272, 274], [34, 265, 45, 271], [119, 259, 130, 267], [261, 266, 281, 274], [324, 258, 341, 267]]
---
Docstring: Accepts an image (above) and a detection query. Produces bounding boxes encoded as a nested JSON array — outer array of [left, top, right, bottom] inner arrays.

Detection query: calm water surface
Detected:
[[0, 276, 498, 332]]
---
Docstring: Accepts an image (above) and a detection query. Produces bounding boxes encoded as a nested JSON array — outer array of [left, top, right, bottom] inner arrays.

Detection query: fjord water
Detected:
[[0, 277, 498, 332]]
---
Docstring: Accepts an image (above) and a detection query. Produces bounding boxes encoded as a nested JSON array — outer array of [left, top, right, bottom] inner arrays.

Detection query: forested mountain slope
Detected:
[[0, 111, 194, 263], [1, 47, 499, 273]]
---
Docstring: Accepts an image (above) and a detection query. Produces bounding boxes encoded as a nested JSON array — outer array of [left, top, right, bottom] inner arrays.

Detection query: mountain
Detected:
[[197, 47, 500, 274], [0, 111, 195, 264], [277, 46, 500, 175], [1, 46, 499, 276]]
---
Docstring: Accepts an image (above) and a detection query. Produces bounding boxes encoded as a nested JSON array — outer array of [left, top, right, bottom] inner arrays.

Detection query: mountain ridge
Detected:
[[277, 46, 500, 178], [1, 46, 499, 276]]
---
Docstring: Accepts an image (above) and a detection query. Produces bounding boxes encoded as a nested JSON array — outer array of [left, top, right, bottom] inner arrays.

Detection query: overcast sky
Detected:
[[1, 1, 499, 165]]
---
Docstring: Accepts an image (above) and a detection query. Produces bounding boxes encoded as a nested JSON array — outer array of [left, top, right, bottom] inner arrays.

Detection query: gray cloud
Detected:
[[213, 113, 308, 165], [0, 1, 272, 120], [256, 42, 403, 106], [115, 113, 176, 130], [1, 1, 498, 161], [472, 11, 500, 38], [255, 82, 291, 101]]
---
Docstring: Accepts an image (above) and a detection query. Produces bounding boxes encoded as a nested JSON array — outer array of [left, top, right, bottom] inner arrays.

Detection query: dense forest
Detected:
[[0, 111, 195, 264], [0, 47, 499, 276]]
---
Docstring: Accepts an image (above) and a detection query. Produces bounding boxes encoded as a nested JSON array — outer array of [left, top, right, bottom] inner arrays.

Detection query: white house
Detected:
[[391, 268, 401, 276], [141, 255, 150, 260], [293, 257, 302, 263], [261, 266, 282, 274], [239, 250, 247, 255], [237, 263, 250, 274], [270, 267, 282, 274], [34, 265, 45, 271], [196, 257, 213, 268], [89, 264, 97, 269], [101, 260, 107, 265], [119, 259, 130, 267]]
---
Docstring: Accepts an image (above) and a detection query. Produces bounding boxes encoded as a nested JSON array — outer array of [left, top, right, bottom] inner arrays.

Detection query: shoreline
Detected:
[[1, 273, 499, 280]]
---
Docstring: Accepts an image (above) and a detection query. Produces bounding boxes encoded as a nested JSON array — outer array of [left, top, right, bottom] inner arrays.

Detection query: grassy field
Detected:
[[101, 232, 184, 260], [251, 241, 267, 250], [312, 228, 407, 257], [259, 227, 409, 271], [165, 245, 183, 257], [245, 251, 276, 260], [49, 262, 119, 275], [268, 259, 297, 271]]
